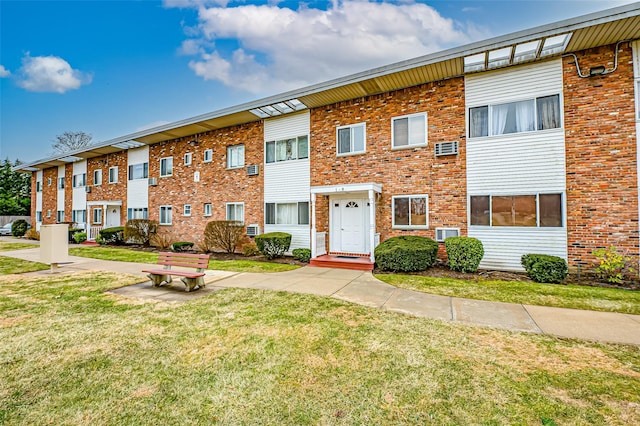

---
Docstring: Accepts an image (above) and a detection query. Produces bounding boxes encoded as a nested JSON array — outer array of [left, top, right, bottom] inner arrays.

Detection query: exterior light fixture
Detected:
[[589, 66, 606, 76], [565, 39, 630, 78]]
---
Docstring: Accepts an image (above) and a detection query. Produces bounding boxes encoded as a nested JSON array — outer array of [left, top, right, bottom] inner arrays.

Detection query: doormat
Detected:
[[336, 255, 360, 259]]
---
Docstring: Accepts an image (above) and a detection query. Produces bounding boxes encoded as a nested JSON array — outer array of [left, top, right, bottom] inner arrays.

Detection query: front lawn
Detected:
[[1, 271, 639, 424], [376, 274, 640, 315], [0, 242, 39, 252], [0, 256, 49, 275]]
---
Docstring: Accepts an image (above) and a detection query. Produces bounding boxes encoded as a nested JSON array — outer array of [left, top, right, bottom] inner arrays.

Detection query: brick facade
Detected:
[[41, 167, 58, 224], [87, 152, 128, 227], [563, 42, 639, 268]]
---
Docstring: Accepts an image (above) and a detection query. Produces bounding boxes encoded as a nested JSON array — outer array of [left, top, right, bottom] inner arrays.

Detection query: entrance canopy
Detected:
[[310, 182, 382, 195]]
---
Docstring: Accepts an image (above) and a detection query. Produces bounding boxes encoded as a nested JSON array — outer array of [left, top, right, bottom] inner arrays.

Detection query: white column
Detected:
[[368, 189, 376, 263], [311, 193, 317, 259]]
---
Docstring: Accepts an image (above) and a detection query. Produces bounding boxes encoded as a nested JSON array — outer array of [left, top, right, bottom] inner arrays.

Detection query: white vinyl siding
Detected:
[[57, 165, 65, 212], [71, 161, 87, 227], [127, 146, 149, 213], [466, 59, 566, 271], [264, 111, 311, 251]]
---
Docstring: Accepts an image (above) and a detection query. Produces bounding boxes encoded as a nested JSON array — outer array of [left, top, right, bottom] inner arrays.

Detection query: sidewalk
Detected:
[[2, 245, 639, 346]]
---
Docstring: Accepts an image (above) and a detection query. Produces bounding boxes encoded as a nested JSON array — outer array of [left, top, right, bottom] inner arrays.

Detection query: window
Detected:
[[226, 203, 244, 223], [265, 202, 309, 225], [203, 149, 213, 163], [184, 153, 192, 166], [392, 113, 427, 148], [128, 163, 149, 180], [72, 173, 86, 188], [36, 181, 42, 192], [159, 205, 172, 225], [183, 204, 191, 216], [36, 211, 42, 222], [58, 177, 65, 189], [93, 208, 102, 224], [72, 209, 86, 223], [127, 208, 148, 220], [469, 95, 561, 138], [160, 157, 173, 177], [94, 169, 102, 185], [470, 194, 563, 227], [392, 195, 428, 228], [337, 123, 366, 155], [57, 210, 64, 222], [227, 145, 244, 168], [46, 210, 51, 218], [47, 177, 52, 186], [109, 167, 118, 184], [265, 136, 309, 163], [204, 203, 212, 217]]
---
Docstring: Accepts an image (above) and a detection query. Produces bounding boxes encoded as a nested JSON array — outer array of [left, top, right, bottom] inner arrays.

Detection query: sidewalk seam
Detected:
[[522, 304, 544, 334]]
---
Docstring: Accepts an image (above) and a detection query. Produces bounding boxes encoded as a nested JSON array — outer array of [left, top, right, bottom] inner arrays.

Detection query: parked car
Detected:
[[0, 222, 13, 236]]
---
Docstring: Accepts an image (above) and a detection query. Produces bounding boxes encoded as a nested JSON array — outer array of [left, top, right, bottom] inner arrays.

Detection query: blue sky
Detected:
[[0, 0, 634, 163]]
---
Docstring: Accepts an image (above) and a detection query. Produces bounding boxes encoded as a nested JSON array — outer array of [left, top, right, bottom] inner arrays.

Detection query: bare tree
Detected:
[[52, 131, 92, 153]]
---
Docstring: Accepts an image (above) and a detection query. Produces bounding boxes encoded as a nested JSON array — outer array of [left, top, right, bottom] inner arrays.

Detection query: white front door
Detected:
[[105, 206, 120, 228], [330, 198, 368, 253]]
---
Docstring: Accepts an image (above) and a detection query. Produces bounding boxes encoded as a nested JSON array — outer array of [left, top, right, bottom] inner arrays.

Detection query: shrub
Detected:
[[592, 246, 635, 284], [24, 229, 40, 241], [255, 232, 292, 259], [11, 219, 28, 237], [242, 242, 260, 257], [374, 236, 438, 272], [204, 221, 245, 253], [151, 232, 173, 250], [73, 232, 87, 244], [445, 236, 484, 273], [171, 241, 194, 252], [68, 228, 83, 242], [124, 219, 159, 245], [521, 254, 568, 284], [98, 226, 125, 245], [292, 248, 311, 263]]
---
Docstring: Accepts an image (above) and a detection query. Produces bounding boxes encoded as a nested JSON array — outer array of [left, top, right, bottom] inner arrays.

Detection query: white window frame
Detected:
[[204, 203, 212, 217], [58, 177, 65, 189], [128, 162, 149, 180], [72, 173, 86, 188], [227, 145, 244, 169], [184, 153, 192, 166], [93, 169, 102, 186], [183, 204, 192, 216], [391, 112, 427, 149], [36, 181, 42, 192], [204, 149, 213, 163], [72, 209, 86, 224], [265, 135, 309, 164], [264, 201, 310, 225], [336, 123, 366, 156], [36, 211, 42, 222], [57, 210, 64, 222], [159, 205, 172, 225], [108, 166, 118, 184], [392, 195, 429, 229], [469, 193, 564, 228], [93, 208, 103, 224], [160, 157, 173, 177], [226, 202, 244, 223], [127, 208, 149, 220], [47, 177, 52, 186], [46, 209, 51, 218]]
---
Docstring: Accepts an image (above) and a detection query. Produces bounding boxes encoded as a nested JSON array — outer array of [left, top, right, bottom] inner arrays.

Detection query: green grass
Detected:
[[0, 242, 39, 252], [0, 256, 49, 274], [376, 274, 640, 315], [68, 246, 299, 273], [0, 271, 638, 425]]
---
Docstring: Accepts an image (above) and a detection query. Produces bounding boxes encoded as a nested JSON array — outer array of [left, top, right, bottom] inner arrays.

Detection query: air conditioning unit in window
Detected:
[[246, 165, 259, 176], [85, 186, 91, 193], [246, 224, 260, 237], [148, 177, 158, 186], [435, 228, 460, 242], [434, 141, 459, 157]]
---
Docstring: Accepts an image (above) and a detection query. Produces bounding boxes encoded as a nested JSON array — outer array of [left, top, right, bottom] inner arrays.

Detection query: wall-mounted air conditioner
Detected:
[[246, 165, 259, 176], [434, 141, 459, 157], [435, 228, 460, 242], [246, 224, 260, 237], [148, 177, 158, 186]]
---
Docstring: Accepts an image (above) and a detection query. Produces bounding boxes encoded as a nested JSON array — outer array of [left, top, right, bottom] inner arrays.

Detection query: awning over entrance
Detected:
[[310, 182, 382, 195]]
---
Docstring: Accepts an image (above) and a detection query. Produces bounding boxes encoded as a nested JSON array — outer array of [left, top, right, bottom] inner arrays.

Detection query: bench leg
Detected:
[[180, 276, 205, 292], [147, 273, 172, 287]]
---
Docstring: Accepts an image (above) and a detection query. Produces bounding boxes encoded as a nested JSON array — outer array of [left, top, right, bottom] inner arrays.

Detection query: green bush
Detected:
[[241, 242, 260, 257], [68, 228, 83, 242], [292, 248, 311, 263], [592, 246, 635, 284], [73, 232, 87, 244], [124, 219, 159, 245], [255, 232, 292, 259], [11, 219, 28, 237], [98, 226, 125, 245], [521, 254, 568, 283], [374, 236, 439, 272], [445, 236, 484, 273], [171, 241, 194, 252]]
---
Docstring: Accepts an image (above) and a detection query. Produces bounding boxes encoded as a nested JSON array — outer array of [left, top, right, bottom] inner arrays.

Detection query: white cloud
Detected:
[[17, 54, 92, 93], [0, 65, 10, 78], [170, 1, 486, 94]]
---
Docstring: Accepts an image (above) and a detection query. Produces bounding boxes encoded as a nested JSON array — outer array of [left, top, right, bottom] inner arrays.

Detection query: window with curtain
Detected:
[[392, 195, 428, 228], [470, 194, 563, 227], [337, 123, 366, 155], [128, 163, 148, 180], [127, 208, 148, 220], [159, 206, 172, 225], [226, 203, 244, 223], [204, 203, 212, 217], [93, 208, 102, 224], [265, 136, 309, 163], [227, 145, 244, 168], [392, 113, 427, 148], [265, 202, 309, 225]]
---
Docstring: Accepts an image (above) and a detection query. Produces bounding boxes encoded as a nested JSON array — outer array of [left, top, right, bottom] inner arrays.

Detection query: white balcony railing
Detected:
[[316, 232, 327, 256], [88, 226, 103, 241]]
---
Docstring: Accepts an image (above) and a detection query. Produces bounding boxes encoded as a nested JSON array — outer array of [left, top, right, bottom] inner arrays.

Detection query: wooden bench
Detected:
[[142, 252, 210, 292]]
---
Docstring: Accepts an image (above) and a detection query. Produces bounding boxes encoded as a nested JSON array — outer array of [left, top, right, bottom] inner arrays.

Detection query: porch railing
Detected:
[[316, 232, 327, 256], [88, 226, 103, 241]]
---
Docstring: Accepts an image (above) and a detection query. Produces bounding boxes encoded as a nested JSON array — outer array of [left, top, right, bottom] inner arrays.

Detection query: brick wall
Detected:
[[564, 42, 639, 269], [87, 152, 128, 226], [310, 77, 467, 252], [148, 121, 264, 244], [41, 167, 58, 224]]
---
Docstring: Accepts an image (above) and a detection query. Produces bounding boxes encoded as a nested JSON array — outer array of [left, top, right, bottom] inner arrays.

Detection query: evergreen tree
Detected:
[[0, 158, 31, 215]]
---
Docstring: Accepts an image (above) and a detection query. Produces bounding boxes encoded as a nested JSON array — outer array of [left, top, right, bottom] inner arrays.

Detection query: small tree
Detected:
[[52, 131, 92, 153], [124, 219, 158, 245], [204, 221, 245, 253]]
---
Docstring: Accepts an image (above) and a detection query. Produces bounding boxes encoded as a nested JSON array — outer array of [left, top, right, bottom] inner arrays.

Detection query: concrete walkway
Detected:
[[2, 243, 639, 346]]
